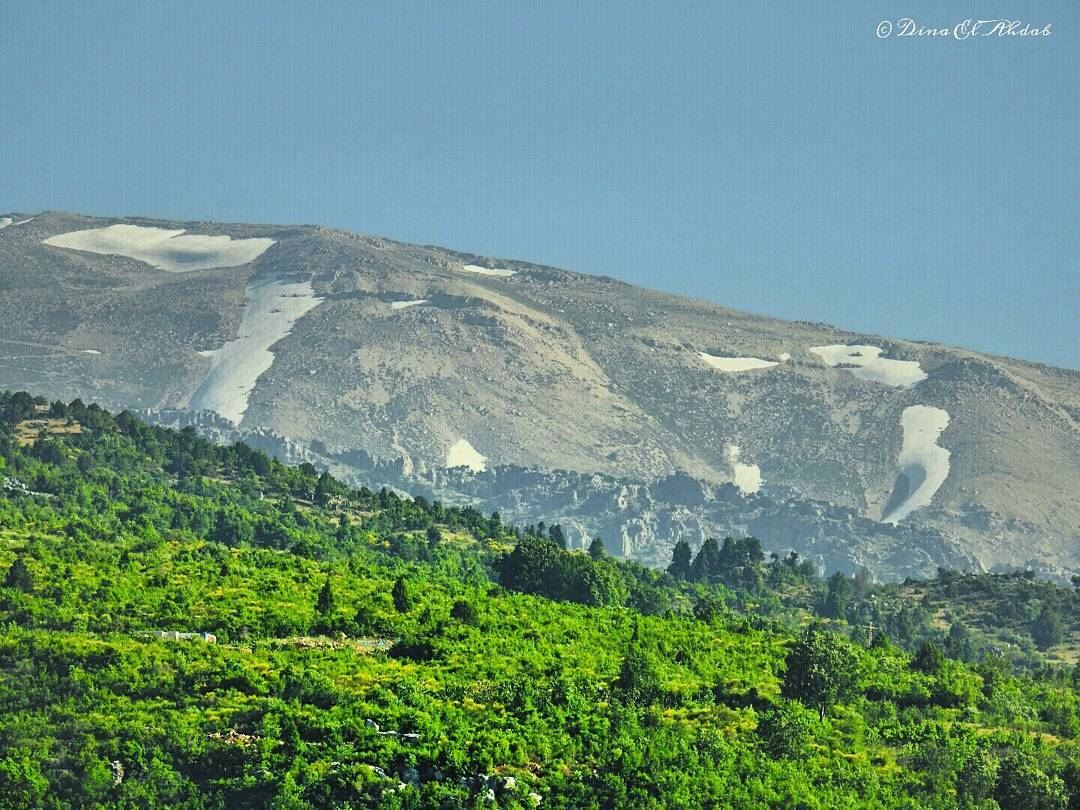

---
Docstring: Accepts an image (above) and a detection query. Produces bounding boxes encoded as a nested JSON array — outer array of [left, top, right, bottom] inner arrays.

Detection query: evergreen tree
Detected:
[[614, 629, 661, 706], [691, 538, 721, 583], [944, 622, 974, 662], [392, 576, 413, 613], [3, 557, 33, 592], [821, 571, 854, 620], [1032, 604, 1064, 651], [667, 540, 693, 581], [911, 640, 944, 674], [315, 575, 336, 632], [548, 524, 567, 549], [450, 599, 479, 625], [314, 471, 335, 506], [588, 537, 607, 560]]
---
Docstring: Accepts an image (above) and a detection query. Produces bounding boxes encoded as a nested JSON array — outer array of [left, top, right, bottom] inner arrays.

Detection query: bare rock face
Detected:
[[2, 211, 1077, 580]]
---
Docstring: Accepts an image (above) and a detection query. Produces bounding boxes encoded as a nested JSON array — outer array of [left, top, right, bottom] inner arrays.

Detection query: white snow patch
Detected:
[[80, 349, 101, 355], [13, 218, 34, 226], [699, 352, 778, 372], [778, 352, 791, 362], [0, 218, 11, 230], [461, 264, 516, 277], [390, 299, 429, 310], [188, 278, 322, 424], [882, 405, 951, 524], [445, 438, 487, 472], [809, 344, 927, 387], [725, 444, 763, 494], [43, 224, 275, 273]]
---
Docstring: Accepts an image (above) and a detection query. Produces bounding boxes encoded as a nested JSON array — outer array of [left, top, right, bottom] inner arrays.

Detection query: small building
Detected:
[[150, 630, 216, 643]]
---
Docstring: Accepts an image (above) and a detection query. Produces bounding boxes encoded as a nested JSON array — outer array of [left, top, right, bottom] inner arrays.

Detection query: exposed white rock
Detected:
[[809, 344, 926, 387], [188, 278, 322, 424], [390, 299, 429, 310], [778, 352, 791, 362], [44, 224, 275, 273], [446, 438, 487, 472], [461, 263, 516, 277], [80, 349, 101, 355], [725, 444, 763, 494], [882, 405, 951, 524], [699, 352, 778, 372]]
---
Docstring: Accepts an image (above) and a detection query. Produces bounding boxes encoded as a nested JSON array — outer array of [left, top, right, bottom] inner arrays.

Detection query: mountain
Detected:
[[1, 210, 1077, 579]]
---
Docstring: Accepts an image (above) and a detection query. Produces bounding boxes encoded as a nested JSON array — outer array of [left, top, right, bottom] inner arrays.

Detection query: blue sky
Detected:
[[2, 2, 1076, 368]]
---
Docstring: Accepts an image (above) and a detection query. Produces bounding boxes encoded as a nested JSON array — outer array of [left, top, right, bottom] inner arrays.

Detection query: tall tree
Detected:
[[911, 640, 943, 674], [3, 557, 33, 592], [426, 525, 442, 549], [821, 571, 854, 620], [314, 471, 335, 506], [781, 625, 859, 720], [588, 537, 607, 560], [667, 540, 693, 581], [1032, 605, 1064, 651], [316, 575, 336, 618], [548, 524, 567, 549], [691, 538, 721, 583], [392, 577, 413, 613], [614, 627, 661, 706]]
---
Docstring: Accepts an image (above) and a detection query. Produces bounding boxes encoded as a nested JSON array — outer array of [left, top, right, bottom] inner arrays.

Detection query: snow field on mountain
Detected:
[[44, 224, 275, 272], [809, 344, 927, 387], [446, 438, 487, 472], [883, 405, 951, 523], [699, 352, 779, 372], [461, 264, 515, 277], [188, 279, 322, 424]]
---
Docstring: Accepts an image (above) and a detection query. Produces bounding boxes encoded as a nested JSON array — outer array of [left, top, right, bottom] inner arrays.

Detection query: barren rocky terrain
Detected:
[[2, 210, 1077, 579]]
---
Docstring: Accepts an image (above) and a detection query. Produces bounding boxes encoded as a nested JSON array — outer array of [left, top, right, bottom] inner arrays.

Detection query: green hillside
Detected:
[[2, 390, 1080, 808]]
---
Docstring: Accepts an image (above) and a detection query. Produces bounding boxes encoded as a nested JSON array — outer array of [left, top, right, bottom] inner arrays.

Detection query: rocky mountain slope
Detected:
[[1, 210, 1077, 578]]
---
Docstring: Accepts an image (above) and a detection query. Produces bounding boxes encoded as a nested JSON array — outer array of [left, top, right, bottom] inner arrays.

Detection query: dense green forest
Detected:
[[3, 389, 1080, 808]]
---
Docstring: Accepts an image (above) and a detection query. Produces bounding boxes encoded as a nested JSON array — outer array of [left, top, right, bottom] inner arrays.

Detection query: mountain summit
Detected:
[[1, 211, 1077, 578]]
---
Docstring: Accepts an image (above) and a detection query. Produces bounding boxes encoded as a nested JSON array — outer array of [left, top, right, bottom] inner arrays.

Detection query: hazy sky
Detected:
[[2, 2, 1077, 369]]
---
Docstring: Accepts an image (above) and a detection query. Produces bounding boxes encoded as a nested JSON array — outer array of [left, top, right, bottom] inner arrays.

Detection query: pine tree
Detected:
[[3, 557, 33, 592], [392, 577, 413, 613], [316, 575, 336, 618], [1032, 605, 1064, 651], [426, 525, 442, 549], [668, 540, 693, 581], [588, 537, 607, 559], [690, 538, 721, 583], [548, 524, 567, 549]]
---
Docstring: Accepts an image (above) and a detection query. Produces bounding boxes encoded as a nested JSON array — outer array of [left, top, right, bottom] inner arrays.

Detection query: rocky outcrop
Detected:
[[132, 409, 978, 580]]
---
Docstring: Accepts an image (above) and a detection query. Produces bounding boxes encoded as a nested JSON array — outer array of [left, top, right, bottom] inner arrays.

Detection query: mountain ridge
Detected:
[[1, 209, 1077, 579]]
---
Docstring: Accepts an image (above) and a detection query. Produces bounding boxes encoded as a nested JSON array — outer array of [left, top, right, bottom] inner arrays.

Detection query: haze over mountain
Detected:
[[2, 211, 1077, 580]]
